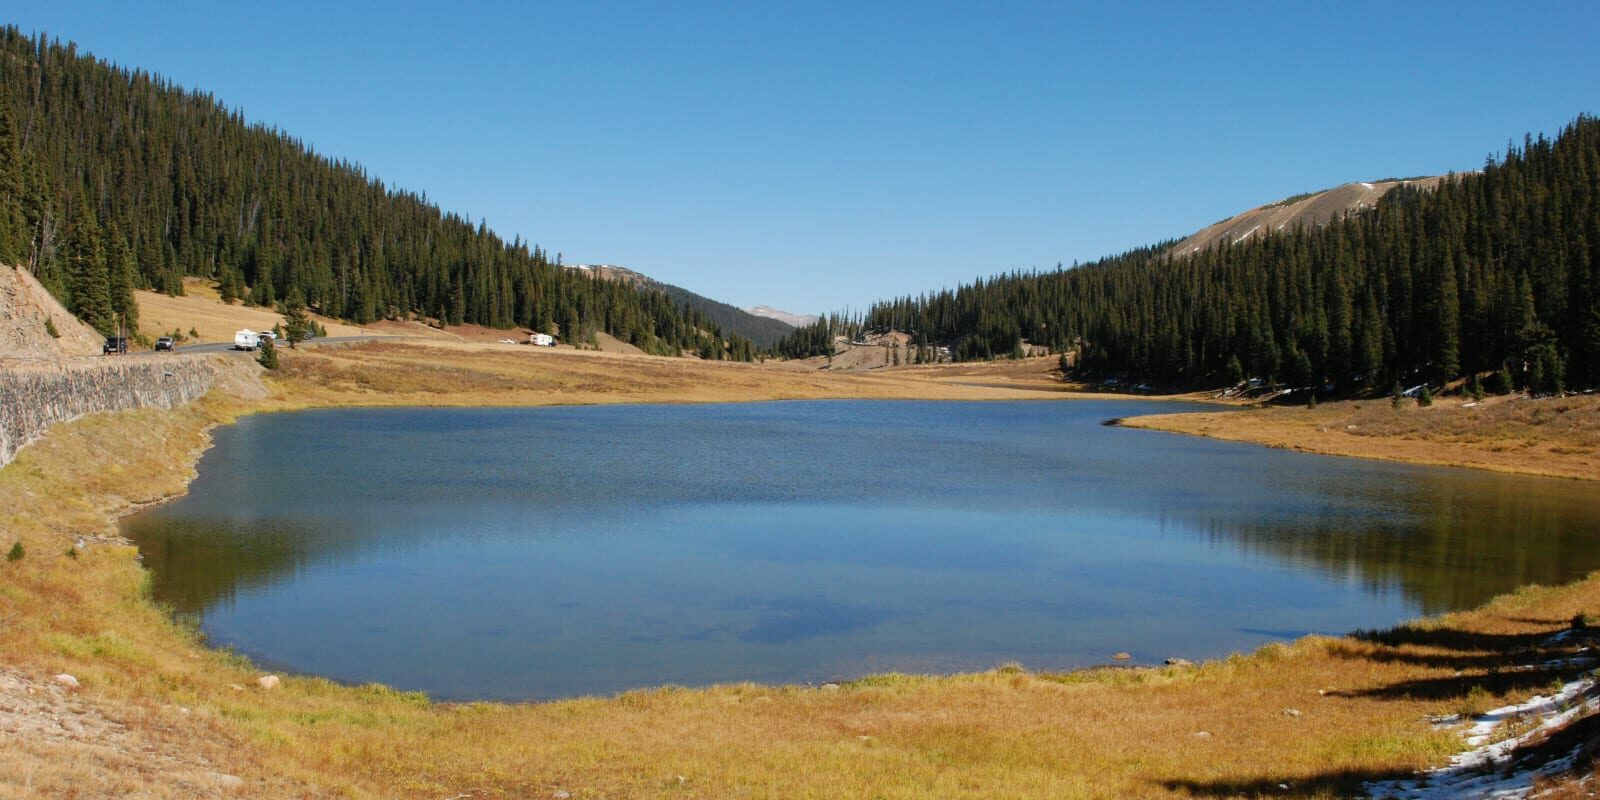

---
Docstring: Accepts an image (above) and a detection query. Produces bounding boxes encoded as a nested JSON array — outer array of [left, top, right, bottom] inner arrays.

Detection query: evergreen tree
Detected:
[[0, 83, 24, 265], [256, 336, 279, 369], [64, 201, 113, 333], [280, 287, 312, 347], [104, 224, 139, 334]]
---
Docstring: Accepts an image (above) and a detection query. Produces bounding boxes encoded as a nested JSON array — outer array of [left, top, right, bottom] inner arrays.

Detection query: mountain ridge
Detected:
[[564, 264, 797, 346], [1170, 176, 1446, 256]]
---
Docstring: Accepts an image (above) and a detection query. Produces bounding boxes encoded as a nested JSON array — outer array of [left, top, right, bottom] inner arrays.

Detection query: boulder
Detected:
[[52, 673, 79, 689], [257, 675, 281, 691]]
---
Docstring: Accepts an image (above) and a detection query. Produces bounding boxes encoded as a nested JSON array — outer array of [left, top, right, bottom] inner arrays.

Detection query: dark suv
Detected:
[[102, 336, 129, 355]]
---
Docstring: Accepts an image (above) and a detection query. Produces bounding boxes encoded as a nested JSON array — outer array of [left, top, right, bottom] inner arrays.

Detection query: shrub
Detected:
[[6, 541, 23, 562], [1487, 364, 1514, 395], [44, 318, 60, 338], [1417, 386, 1433, 407], [1457, 685, 1494, 718]]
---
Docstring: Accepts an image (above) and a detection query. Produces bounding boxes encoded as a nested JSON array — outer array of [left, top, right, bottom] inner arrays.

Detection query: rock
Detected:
[[228, 683, 245, 692], [1111, 652, 1132, 661], [256, 675, 280, 690], [210, 773, 244, 790], [1193, 731, 1212, 739], [53, 674, 79, 689], [819, 683, 841, 691], [1282, 708, 1302, 718], [1164, 658, 1193, 667], [552, 791, 571, 799]]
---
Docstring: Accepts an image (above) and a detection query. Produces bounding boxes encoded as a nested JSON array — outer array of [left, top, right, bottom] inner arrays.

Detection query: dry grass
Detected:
[[1122, 393, 1600, 481], [135, 280, 376, 345], [3, 344, 1599, 797]]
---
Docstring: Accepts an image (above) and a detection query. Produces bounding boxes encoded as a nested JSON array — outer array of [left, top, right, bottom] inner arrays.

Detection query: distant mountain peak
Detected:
[[744, 306, 820, 328]]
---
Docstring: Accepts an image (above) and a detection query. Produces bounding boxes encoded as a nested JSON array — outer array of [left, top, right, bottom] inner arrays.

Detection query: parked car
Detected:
[[102, 336, 128, 355], [258, 330, 278, 341], [155, 336, 175, 351]]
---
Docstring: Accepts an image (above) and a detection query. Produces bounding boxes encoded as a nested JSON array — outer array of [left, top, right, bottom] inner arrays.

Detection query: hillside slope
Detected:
[[0, 27, 748, 361], [1171, 177, 1444, 255], [0, 266, 104, 359]]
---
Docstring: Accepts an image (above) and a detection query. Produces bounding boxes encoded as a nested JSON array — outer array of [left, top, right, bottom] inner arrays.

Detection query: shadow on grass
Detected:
[[1159, 768, 1411, 798], [1351, 624, 1558, 653], [1332, 664, 1570, 702]]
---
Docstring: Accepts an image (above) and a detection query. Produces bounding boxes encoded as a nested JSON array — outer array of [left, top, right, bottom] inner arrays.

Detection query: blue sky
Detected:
[[8, 2, 1600, 314]]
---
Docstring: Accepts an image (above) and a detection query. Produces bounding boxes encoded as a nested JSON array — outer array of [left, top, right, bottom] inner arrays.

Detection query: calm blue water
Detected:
[[125, 400, 1600, 701]]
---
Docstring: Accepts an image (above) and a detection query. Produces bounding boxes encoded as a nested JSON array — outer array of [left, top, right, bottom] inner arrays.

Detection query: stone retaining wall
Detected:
[[0, 355, 222, 467]]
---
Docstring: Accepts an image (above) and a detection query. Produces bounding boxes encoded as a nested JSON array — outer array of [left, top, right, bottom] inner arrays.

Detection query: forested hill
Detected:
[[0, 27, 753, 360], [778, 116, 1600, 393]]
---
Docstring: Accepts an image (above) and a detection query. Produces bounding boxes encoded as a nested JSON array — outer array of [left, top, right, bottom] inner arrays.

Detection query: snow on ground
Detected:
[[1365, 634, 1597, 799]]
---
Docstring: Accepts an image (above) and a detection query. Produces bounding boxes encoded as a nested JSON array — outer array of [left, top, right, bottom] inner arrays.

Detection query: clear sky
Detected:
[[8, 2, 1600, 315]]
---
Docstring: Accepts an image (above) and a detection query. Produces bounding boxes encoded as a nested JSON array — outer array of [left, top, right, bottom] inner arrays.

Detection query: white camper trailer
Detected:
[[233, 329, 261, 350], [530, 333, 555, 347]]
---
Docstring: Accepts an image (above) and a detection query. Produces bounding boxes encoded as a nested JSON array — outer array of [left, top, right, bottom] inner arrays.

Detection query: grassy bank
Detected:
[[2, 344, 1597, 797], [1121, 392, 1600, 481]]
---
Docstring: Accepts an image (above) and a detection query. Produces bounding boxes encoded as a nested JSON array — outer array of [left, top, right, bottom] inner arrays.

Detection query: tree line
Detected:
[[0, 27, 753, 359], [776, 115, 1600, 394]]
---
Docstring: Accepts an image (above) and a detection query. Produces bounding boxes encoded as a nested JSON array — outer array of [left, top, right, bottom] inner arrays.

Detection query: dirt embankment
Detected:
[[0, 265, 104, 360]]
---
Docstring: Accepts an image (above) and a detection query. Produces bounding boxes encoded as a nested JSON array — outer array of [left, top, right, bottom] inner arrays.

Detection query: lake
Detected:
[[124, 400, 1600, 701]]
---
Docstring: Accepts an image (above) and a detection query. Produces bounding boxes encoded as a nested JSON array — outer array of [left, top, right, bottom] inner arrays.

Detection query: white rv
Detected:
[[233, 329, 261, 350], [530, 333, 555, 347]]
